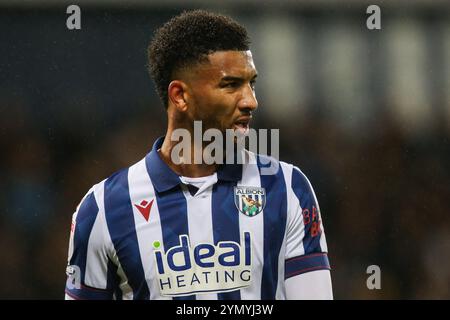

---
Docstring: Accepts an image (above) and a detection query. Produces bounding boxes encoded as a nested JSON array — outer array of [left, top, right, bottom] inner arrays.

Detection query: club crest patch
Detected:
[[234, 186, 266, 217]]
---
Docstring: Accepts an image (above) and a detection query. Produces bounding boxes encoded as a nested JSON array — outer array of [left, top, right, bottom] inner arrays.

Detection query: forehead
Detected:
[[193, 50, 257, 80]]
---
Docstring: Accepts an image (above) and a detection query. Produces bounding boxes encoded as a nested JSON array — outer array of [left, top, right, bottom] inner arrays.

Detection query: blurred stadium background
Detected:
[[0, 0, 449, 299]]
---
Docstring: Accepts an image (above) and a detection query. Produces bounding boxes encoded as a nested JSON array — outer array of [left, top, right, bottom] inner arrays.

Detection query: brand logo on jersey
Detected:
[[134, 199, 154, 221], [152, 232, 252, 297], [234, 186, 266, 217]]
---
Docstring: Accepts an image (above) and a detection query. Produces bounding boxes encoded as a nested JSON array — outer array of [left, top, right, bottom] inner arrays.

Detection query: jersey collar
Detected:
[[146, 136, 242, 193]]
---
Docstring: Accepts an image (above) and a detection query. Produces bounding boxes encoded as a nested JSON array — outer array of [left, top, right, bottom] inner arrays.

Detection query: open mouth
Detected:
[[233, 118, 251, 135]]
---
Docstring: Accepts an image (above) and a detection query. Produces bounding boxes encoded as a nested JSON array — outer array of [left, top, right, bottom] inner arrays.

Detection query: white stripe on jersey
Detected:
[[182, 176, 218, 300], [276, 161, 296, 299], [238, 151, 264, 300], [128, 158, 171, 300], [284, 165, 306, 259], [96, 180, 134, 300]]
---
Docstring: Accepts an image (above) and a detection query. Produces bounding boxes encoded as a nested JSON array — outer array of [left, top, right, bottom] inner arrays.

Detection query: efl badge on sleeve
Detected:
[[234, 186, 266, 217]]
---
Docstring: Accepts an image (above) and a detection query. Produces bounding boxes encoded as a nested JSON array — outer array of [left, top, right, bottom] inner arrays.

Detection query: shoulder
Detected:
[[249, 151, 286, 177], [75, 157, 146, 220], [290, 165, 315, 192], [73, 181, 104, 224], [250, 151, 310, 185], [100, 155, 149, 195], [103, 167, 131, 194], [250, 151, 317, 199]]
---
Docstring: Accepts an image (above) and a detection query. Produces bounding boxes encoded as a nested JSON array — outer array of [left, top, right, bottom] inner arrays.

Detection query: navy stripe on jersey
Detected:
[[104, 169, 150, 300], [106, 258, 122, 300], [65, 284, 113, 300], [257, 155, 287, 299], [153, 187, 196, 300], [66, 192, 114, 299], [292, 168, 323, 255], [69, 192, 98, 283], [145, 138, 196, 300], [285, 253, 330, 279], [211, 182, 241, 300]]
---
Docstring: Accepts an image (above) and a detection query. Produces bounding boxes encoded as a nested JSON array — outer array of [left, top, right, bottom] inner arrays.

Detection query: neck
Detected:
[[159, 122, 218, 178]]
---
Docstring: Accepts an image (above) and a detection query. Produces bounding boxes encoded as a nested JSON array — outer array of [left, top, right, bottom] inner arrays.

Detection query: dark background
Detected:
[[0, 0, 449, 299]]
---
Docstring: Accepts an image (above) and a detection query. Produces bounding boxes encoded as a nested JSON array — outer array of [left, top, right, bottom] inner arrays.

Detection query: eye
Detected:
[[224, 82, 239, 88], [250, 80, 256, 90]]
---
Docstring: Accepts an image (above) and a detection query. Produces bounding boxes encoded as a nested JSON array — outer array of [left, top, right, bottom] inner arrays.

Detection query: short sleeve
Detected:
[[284, 166, 331, 280], [65, 188, 115, 300]]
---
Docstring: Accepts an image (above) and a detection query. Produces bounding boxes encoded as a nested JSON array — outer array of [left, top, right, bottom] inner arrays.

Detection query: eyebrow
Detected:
[[220, 73, 258, 82]]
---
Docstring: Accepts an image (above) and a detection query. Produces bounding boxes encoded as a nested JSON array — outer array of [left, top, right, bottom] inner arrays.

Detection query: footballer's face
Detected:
[[183, 50, 258, 134]]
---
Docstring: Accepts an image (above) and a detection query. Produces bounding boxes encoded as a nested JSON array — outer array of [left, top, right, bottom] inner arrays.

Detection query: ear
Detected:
[[168, 80, 189, 112]]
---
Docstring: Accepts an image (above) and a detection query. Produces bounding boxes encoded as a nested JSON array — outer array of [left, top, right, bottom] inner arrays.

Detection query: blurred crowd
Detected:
[[0, 4, 449, 299]]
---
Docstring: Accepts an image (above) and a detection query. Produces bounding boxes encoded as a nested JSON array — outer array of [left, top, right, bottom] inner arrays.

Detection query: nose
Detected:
[[238, 84, 258, 112]]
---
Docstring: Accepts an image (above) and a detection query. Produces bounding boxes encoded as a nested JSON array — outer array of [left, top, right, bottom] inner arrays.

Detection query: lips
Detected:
[[233, 116, 251, 134]]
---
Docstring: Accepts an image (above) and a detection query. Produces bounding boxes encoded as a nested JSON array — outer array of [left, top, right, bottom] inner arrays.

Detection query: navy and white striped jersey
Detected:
[[65, 136, 330, 300]]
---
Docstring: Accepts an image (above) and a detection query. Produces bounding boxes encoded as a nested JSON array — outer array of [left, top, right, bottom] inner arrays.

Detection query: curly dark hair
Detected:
[[147, 10, 251, 108]]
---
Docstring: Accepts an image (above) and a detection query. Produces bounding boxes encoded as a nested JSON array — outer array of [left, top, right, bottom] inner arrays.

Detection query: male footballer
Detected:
[[65, 10, 333, 300]]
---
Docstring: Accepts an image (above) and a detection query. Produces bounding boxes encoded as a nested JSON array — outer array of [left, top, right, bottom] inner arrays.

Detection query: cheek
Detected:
[[198, 91, 235, 119], [206, 105, 232, 129], [190, 86, 237, 130]]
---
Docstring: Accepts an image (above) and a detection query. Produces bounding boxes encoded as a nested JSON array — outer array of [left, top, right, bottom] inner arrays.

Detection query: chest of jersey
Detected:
[[112, 180, 287, 299]]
